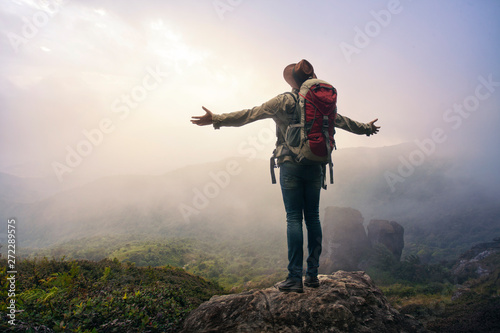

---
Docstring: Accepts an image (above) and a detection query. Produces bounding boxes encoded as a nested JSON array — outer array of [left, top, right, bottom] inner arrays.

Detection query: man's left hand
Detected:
[[368, 118, 380, 135]]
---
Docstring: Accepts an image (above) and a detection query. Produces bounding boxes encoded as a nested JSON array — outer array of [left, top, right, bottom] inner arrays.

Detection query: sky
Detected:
[[1, 0, 499, 184]]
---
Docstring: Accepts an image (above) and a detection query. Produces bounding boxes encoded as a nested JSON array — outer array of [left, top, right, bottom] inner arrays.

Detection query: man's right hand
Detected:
[[191, 106, 213, 126]]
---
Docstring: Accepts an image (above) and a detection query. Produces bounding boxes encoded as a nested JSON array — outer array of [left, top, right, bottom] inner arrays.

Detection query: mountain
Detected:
[[0, 172, 96, 203], [2, 143, 499, 261], [0, 173, 59, 203]]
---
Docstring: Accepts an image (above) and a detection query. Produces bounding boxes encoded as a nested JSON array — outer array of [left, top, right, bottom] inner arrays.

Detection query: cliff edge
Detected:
[[182, 270, 426, 332]]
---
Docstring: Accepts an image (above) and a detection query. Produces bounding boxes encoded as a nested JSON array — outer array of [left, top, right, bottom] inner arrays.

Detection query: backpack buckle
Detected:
[[322, 115, 329, 128]]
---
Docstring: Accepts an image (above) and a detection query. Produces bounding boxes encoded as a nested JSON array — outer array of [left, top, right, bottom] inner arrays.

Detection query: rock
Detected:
[[367, 220, 405, 261], [451, 285, 472, 301], [320, 207, 370, 273], [459, 239, 500, 261], [451, 238, 500, 283], [181, 271, 426, 333]]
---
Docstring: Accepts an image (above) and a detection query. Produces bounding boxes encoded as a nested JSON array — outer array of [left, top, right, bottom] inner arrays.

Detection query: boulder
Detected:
[[182, 271, 426, 332], [367, 220, 405, 261], [320, 207, 370, 273]]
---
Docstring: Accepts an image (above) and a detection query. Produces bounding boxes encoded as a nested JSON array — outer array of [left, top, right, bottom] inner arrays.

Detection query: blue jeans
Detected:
[[279, 162, 323, 280]]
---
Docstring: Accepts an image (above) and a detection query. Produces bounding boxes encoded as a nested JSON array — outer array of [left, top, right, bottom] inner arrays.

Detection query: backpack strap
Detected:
[[270, 152, 277, 184], [322, 115, 334, 188], [270, 92, 299, 184]]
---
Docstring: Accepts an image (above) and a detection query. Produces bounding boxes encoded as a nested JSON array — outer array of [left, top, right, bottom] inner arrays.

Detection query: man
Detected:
[[191, 59, 380, 293]]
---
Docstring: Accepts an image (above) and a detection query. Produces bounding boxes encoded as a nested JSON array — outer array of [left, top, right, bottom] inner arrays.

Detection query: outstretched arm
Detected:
[[191, 93, 296, 130], [335, 114, 380, 136]]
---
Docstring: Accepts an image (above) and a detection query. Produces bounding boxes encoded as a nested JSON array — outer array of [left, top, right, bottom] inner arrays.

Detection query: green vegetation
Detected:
[[9, 236, 500, 332], [364, 244, 456, 327], [425, 290, 500, 332], [0, 257, 224, 332], [370, 249, 500, 332], [366, 244, 453, 285], [22, 234, 289, 291]]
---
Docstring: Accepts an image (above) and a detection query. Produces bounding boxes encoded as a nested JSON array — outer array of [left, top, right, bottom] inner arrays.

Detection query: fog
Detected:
[[1, 0, 499, 183]]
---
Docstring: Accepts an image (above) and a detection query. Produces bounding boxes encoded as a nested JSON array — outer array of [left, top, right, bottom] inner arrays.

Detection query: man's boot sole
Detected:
[[278, 287, 304, 293]]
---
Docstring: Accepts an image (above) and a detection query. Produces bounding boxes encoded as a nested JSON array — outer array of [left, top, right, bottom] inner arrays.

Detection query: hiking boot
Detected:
[[276, 277, 303, 293], [304, 275, 320, 288]]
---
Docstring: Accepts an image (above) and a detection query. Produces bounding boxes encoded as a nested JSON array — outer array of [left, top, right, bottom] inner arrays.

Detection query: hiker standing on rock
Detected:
[[191, 59, 380, 292]]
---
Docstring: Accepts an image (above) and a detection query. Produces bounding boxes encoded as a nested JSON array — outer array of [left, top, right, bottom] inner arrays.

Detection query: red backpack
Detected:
[[272, 78, 337, 189]]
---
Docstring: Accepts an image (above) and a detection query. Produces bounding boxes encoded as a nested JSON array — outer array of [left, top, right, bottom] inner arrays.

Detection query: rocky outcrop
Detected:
[[367, 219, 405, 261], [451, 237, 500, 283], [319, 207, 405, 273], [320, 207, 371, 272], [182, 271, 426, 333]]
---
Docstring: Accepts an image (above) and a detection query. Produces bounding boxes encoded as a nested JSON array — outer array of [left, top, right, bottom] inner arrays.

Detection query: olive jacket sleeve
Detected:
[[335, 114, 373, 136], [211, 93, 295, 132]]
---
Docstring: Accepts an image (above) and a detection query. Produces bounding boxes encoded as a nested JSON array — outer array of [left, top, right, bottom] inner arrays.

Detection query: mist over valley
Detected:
[[2, 143, 499, 266]]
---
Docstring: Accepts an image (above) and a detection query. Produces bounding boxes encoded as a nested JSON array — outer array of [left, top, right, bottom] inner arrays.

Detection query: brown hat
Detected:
[[283, 59, 316, 89]]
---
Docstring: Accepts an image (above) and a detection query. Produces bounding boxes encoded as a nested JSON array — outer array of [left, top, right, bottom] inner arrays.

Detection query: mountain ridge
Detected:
[[2, 143, 499, 262]]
